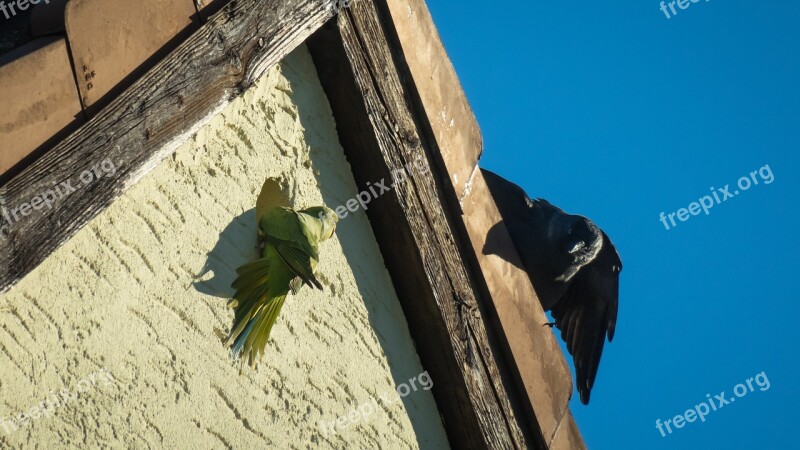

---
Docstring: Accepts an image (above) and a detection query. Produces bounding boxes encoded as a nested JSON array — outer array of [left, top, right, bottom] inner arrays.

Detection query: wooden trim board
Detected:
[[307, 4, 536, 448]]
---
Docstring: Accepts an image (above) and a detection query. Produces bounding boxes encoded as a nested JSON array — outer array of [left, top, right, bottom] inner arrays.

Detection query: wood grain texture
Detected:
[[384, 0, 484, 202], [379, 1, 579, 446], [0, 0, 334, 294], [308, 4, 535, 449]]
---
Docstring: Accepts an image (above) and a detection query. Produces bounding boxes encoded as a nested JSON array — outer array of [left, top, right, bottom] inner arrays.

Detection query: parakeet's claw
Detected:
[[289, 277, 303, 295]]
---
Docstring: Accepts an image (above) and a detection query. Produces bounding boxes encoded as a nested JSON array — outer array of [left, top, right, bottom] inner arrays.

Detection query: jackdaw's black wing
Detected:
[[481, 168, 621, 405], [550, 233, 620, 405]]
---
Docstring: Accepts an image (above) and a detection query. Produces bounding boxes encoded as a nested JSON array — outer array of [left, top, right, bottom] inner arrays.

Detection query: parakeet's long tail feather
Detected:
[[230, 315, 259, 359], [229, 295, 287, 366], [228, 259, 272, 308], [226, 255, 290, 368]]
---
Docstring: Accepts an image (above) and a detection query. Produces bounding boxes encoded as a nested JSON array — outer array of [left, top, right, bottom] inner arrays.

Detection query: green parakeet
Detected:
[[226, 179, 338, 367]]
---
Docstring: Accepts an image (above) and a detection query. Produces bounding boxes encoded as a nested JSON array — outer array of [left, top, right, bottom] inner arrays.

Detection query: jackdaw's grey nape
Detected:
[[481, 169, 621, 405]]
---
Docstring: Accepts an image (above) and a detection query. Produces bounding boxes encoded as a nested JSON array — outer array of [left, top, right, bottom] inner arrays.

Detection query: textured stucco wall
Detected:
[[0, 45, 448, 449]]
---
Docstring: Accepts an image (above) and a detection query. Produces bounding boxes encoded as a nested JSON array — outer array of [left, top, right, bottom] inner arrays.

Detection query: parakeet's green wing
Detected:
[[260, 208, 317, 254], [270, 240, 322, 290], [261, 208, 323, 289]]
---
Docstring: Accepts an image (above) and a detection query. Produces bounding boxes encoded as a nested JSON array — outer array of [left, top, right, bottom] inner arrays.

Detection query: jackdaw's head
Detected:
[[535, 201, 603, 282]]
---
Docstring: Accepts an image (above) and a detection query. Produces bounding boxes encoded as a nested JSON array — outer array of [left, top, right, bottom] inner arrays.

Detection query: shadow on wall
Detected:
[[287, 50, 445, 447], [188, 47, 445, 447], [192, 209, 259, 300], [191, 179, 444, 445]]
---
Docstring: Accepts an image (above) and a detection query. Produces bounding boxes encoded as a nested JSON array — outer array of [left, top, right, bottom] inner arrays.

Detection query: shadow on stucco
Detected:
[[282, 52, 447, 447], [192, 188, 444, 446], [188, 47, 446, 447], [192, 209, 259, 300]]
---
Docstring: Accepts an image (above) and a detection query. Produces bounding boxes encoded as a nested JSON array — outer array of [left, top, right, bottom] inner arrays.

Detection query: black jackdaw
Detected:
[[482, 169, 621, 405]]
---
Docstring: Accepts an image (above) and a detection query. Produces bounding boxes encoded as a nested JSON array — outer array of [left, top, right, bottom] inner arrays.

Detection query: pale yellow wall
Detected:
[[0, 45, 449, 449]]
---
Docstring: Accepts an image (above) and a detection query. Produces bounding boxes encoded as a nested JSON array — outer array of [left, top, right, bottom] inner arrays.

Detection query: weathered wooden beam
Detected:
[[379, 1, 580, 446], [308, 4, 537, 448], [0, 0, 334, 293]]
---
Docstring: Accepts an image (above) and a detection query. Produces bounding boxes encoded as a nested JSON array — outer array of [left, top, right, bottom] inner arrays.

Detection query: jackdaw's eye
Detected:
[[569, 220, 590, 239]]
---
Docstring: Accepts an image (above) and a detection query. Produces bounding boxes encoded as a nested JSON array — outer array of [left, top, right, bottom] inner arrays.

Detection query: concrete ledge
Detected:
[[0, 37, 82, 175], [65, 0, 198, 109]]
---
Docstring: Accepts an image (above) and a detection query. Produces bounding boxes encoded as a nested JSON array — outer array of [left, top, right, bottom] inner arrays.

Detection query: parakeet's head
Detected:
[[306, 206, 339, 240]]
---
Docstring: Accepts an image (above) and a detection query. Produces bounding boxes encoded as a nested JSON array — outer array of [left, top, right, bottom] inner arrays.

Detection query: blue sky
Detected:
[[426, 1, 799, 448]]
